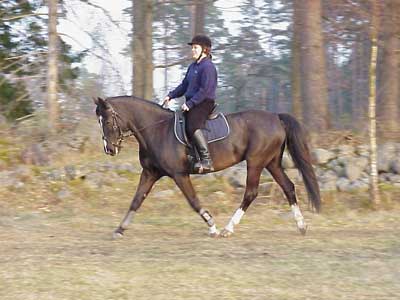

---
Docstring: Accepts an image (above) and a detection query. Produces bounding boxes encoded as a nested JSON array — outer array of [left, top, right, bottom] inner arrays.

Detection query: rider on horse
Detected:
[[162, 35, 217, 174]]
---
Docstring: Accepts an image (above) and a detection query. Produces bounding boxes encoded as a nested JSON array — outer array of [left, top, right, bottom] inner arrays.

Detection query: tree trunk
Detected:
[[191, 0, 205, 35], [291, 0, 303, 121], [368, 0, 380, 205], [378, 0, 399, 139], [47, 0, 59, 132], [300, 0, 329, 131], [132, 0, 153, 100]]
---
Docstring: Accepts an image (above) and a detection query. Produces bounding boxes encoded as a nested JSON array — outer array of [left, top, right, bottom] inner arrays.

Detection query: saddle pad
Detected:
[[174, 112, 230, 146]]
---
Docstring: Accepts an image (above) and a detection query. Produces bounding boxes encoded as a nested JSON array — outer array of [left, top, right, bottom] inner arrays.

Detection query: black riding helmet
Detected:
[[188, 35, 212, 48]]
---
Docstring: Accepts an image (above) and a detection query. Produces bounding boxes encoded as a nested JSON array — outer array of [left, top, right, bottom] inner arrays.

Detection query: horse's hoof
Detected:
[[298, 225, 307, 236], [112, 230, 124, 239], [209, 232, 220, 238], [220, 229, 233, 238]]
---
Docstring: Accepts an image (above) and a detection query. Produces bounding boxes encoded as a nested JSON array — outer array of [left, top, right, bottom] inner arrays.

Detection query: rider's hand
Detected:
[[161, 96, 170, 107], [181, 103, 189, 111]]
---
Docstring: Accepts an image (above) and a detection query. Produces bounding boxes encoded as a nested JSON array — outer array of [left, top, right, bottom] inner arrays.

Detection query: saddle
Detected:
[[174, 108, 230, 147]]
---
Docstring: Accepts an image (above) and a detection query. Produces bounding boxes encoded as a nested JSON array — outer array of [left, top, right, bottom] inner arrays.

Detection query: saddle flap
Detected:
[[174, 112, 230, 146]]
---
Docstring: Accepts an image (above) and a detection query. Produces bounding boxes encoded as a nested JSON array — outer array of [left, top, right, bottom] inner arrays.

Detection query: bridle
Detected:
[[99, 103, 172, 151]]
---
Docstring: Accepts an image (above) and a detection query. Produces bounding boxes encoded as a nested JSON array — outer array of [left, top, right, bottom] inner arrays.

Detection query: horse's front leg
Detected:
[[113, 169, 160, 238], [173, 175, 219, 237]]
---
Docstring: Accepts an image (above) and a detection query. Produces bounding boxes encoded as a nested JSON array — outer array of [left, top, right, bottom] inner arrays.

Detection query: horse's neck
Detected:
[[111, 97, 172, 148], [131, 100, 171, 129], [112, 97, 171, 128]]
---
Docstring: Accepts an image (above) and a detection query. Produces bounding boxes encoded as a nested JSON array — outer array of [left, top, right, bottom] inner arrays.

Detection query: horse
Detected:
[[93, 96, 321, 238]]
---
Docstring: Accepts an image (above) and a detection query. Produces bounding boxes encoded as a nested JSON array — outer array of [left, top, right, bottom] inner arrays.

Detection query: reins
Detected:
[[107, 102, 173, 147]]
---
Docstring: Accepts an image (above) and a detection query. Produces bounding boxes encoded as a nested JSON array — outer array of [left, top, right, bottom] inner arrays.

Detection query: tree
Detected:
[[291, 0, 304, 121], [368, 0, 380, 205], [47, 0, 60, 132], [300, 0, 329, 131], [0, 0, 84, 123], [132, 0, 153, 99], [191, 0, 205, 35], [0, 0, 43, 120], [377, 0, 400, 139]]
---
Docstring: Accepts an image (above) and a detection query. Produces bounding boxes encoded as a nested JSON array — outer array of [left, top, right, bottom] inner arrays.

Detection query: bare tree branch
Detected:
[[154, 57, 191, 69], [77, 0, 123, 27], [2, 13, 47, 21]]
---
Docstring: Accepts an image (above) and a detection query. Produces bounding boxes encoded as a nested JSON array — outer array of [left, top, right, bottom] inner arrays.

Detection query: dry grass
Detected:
[[0, 124, 399, 300], [1, 183, 399, 300]]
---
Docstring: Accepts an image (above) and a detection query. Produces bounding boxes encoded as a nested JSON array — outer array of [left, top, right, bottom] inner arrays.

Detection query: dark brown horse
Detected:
[[94, 96, 320, 238]]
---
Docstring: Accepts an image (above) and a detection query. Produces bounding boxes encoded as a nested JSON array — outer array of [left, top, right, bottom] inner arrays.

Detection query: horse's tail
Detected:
[[278, 113, 321, 212]]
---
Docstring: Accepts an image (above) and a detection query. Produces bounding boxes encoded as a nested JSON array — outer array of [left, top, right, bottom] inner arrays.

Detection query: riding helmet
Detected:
[[188, 35, 212, 48]]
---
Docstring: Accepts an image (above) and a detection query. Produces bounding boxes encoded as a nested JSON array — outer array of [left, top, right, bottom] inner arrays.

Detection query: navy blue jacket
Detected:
[[168, 58, 217, 109]]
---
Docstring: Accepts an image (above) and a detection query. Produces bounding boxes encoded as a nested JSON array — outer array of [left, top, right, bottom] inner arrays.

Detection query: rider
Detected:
[[162, 34, 217, 173]]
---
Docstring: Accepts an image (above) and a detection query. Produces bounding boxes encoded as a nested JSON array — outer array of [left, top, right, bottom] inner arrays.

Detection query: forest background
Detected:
[[2, 0, 399, 136], [0, 0, 400, 204]]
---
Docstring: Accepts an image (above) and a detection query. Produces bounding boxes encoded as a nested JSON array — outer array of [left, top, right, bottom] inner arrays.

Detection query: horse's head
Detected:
[[94, 97, 124, 156]]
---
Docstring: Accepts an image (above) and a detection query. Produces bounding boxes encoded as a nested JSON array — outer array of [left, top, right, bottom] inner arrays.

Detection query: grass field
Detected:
[[1, 181, 399, 300]]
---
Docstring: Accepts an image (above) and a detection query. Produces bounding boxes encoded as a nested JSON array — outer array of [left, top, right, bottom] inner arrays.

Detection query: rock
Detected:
[[282, 152, 295, 169], [379, 173, 390, 183], [258, 182, 274, 194], [228, 171, 247, 188], [312, 148, 335, 165], [387, 174, 400, 184], [336, 145, 355, 157], [0, 114, 6, 125], [355, 144, 370, 157], [391, 159, 400, 174], [64, 165, 77, 180], [57, 188, 72, 200], [348, 180, 369, 191], [378, 142, 397, 156], [336, 177, 351, 192], [116, 163, 137, 173], [377, 143, 397, 172], [21, 144, 49, 166], [343, 157, 368, 181], [0, 171, 19, 188], [320, 180, 337, 191], [285, 168, 302, 182], [13, 165, 34, 182], [84, 172, 105, 189], [377, 155, 392, 173], [318, 170, 338, 191]]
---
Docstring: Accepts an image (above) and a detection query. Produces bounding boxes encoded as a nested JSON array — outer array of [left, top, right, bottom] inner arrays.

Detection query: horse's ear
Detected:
[[94, 97, 110, 110]]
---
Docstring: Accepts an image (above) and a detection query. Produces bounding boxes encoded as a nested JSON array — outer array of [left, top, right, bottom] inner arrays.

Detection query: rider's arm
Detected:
[[168, 65, 191, 99]]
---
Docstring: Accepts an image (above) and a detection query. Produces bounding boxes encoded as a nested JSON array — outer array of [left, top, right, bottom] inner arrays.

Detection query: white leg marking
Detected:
[[225, 208, 245, 233], [208, 224, 219, 235], [291, 204, 306, 230], [121, 211, 135, 229]]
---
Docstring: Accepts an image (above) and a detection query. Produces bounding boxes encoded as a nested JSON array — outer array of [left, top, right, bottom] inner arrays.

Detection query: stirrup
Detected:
[[194, 160, 214, 174]]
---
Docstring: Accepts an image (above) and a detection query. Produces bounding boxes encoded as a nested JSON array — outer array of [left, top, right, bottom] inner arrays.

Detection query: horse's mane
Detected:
[[105, 95, 172, 113]]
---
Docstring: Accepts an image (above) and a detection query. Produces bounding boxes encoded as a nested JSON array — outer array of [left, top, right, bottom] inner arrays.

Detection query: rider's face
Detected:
[[191, 44, 203, 60]]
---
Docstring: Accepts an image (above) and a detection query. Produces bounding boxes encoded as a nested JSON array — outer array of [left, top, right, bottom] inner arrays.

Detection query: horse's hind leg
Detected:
[[113, 169, 160, 238], [266, 159, 307, 235], [173, 175, 219, 237], [220, 166, 263, 237]]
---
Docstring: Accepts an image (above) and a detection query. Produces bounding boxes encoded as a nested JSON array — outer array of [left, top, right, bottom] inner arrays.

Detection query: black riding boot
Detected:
[[192, 129, 214, 173]]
